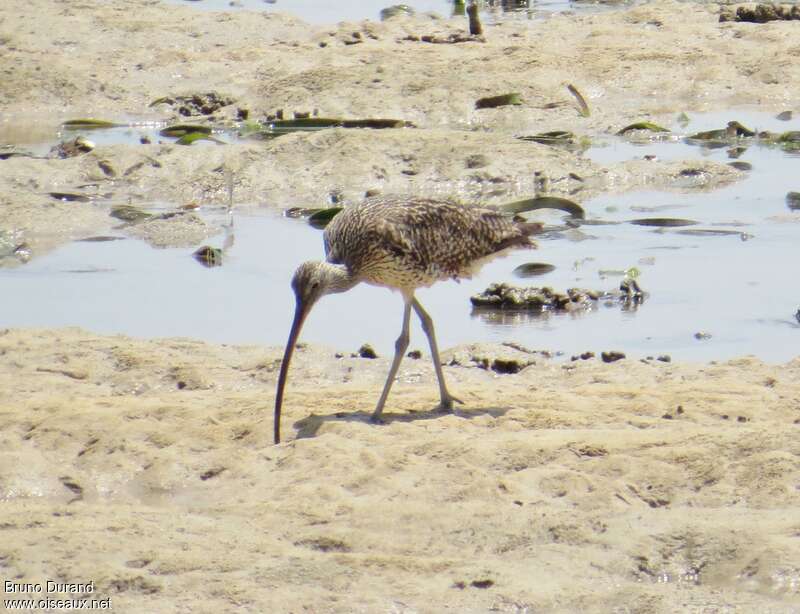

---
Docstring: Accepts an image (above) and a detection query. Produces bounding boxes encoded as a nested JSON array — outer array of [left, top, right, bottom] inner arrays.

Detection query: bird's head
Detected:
[[291, 261, 333, 311], [274, 261, 355, 444]]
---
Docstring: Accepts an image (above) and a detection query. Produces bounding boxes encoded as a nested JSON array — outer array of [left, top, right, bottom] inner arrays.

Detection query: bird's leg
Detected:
[[411, 297, 463, 412], [371, 298, 412, 423]]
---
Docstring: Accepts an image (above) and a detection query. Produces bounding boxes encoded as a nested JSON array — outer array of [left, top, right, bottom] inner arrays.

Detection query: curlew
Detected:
[[273, 195, 541, 443]]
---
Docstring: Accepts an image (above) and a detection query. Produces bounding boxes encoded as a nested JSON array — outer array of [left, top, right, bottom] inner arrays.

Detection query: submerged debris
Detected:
[[159, 124, 223, 145], [61, 119, 121, 130], [193, 246, 223, 268], [160, 124, 212, 137], [175, 132, 223, 146], [380, 5, 415, 20], [50, 136, 95, 159], [246, 117, 411, 140], [620, 278, 644, 301], [470, 281, 646, 312], [76, 236, 124, 243], [674, 228, 752, 240], [513, 262, 556, 278], [499, 196, 585, 219], [617, 122, 670, 136], [284, 207, 314, 219], [685, 121, 799, 153], [110, 205, 153, 223], [688, 121, 755, 141], [628, 218, 697, 227], [284, 207, 343, 229]]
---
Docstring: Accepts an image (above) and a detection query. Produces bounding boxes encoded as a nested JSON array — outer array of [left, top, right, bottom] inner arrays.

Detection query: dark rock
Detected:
[[490, 358, 526, 374], [358, 344, 378, 359], [731, 3, 800, 23]]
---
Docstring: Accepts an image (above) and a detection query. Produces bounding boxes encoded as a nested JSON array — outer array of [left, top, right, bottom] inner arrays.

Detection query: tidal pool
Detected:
[[161, 0, 615, 24], [2, 111, 798, 361]]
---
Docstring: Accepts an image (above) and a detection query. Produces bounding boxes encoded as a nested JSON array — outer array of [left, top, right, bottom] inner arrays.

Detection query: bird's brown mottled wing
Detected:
[[325, 196, 536, 288]]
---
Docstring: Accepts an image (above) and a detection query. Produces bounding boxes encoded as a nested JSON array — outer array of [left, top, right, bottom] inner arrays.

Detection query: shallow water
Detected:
[[0, 120, 236, 158], [2, 111, 798, 361], [161, 0, 614, 24]]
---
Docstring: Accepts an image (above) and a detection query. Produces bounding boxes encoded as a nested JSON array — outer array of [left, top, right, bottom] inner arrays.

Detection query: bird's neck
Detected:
[[321, 262, 359, 294]]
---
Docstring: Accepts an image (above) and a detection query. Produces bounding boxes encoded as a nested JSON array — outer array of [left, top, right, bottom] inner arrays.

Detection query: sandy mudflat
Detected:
[[7, 0, 793, 257], [2, 0, 800, 611], [1, 327, 799, 612]]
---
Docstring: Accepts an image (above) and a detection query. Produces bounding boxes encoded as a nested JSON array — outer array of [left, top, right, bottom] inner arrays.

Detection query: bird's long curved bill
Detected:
[[274, 299, 310, 444]]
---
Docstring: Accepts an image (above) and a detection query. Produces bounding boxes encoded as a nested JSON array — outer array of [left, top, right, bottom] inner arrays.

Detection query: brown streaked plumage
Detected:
[[274, 195, 540, 443]]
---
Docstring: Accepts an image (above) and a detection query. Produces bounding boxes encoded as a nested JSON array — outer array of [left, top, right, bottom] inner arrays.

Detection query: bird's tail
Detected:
[[516, 221, 544, 237], [496, 221, 541, 252]]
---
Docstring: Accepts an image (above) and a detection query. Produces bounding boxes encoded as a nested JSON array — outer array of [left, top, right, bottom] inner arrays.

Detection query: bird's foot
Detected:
[[435, 394, 464, 413], [369, 412, 386, 425]]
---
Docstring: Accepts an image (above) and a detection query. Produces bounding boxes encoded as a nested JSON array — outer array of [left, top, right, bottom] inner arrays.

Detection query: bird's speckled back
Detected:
[[323, 195, 537, 291]]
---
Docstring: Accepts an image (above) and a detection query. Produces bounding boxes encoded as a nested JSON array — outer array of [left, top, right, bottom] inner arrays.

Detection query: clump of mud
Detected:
[[471, 280, 645, 312]]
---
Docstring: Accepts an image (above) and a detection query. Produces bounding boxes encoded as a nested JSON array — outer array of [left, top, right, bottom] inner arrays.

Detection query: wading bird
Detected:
[[274, 195, 541, 443]]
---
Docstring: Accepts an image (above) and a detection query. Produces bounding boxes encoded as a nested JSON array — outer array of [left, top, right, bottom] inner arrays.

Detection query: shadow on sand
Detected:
[[292, 405, 511, 440]]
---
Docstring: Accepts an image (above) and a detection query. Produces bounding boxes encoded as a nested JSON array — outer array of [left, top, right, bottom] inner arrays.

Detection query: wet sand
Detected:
[[1, 1, 800, 611]]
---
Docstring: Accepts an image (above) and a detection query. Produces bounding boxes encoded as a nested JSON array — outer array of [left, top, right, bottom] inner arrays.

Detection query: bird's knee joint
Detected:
[[395, 334, 410, 354]]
